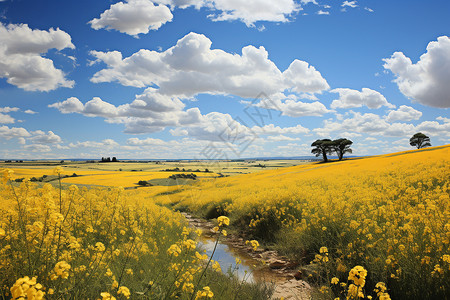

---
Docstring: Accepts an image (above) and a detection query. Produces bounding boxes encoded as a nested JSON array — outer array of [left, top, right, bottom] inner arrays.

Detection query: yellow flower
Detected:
[[331, 277, 339, 284], [212, 261, 221, 272], [2, 169, 14, 183], [117, 286, 130, 299], [245, 240, 259, 251], [51, 261, 71, 280], [217, 216, 230, 226], [95, 242, 106, 252], [101, 292, 116, 300], [10, 276, 45, 300], [53, 166, 63, 175], [348, 265, 367, 287], [195, 286, 214, 299], [167, 244, 182, 256]]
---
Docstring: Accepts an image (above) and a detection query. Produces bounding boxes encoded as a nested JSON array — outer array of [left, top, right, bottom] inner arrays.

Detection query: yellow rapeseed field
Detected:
[[2, 167, 214, 188], [0, 169, 271, 299], [156, 145, 450, 299]]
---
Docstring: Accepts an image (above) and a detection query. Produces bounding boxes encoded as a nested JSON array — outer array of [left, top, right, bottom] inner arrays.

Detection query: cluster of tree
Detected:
[[137, 180, 153, 186], [311, 138, 353, 162], [162, 167, 211, 173], [100, 157, 118, 162], [168, 173, 197, 180], [311, 133, 432, 163]]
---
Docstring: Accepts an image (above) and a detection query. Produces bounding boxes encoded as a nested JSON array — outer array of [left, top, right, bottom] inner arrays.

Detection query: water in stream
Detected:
[[198, 235, 278, 283]]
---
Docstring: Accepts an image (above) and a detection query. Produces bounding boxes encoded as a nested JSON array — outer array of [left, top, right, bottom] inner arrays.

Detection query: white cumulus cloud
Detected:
[[49, 89, 202, 134], [154, 0, 301, 27], [383, 36, 450, 108], [313, 111, 415, 137], [0, 113, 15, 124], [330, 88, 395, 109], [207, 0, 301, 26], [0, 23, 75, 91], [89, 0, 173, 36], [29, 130, 62, 144], [90, 32, 329, 98], [385, 105, 422, 122]]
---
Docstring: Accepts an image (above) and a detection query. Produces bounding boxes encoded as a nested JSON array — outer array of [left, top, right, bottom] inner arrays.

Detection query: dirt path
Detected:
[[182, 213, 312, 300]]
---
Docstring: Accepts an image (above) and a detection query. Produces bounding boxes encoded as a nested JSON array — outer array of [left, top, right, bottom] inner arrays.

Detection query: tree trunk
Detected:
[[322, 149, 328, 162]]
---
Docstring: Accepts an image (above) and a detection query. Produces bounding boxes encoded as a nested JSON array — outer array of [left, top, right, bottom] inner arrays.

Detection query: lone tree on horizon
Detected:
[[311, 139, 335, 162], [410, 132, 431, 149], [333, 138, 353, 161]]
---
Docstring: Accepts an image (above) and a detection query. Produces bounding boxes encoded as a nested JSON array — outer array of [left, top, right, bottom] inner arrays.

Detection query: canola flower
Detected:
[[1, 172, 264, 299], [156, 145, 450, 299], [195, 286, 214, 299], [117, 286, 131, 299], [10, 276, 45, 300], [245, 240, 260, 251]]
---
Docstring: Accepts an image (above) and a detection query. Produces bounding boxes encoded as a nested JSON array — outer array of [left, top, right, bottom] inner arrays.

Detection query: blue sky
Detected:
[[0, 0, 449, 159]]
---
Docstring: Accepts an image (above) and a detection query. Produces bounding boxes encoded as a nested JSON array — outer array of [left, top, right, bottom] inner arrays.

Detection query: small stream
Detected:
[[184, 213, 312, 299], [184, 213, 285, 283], [198, 235, 280, 283]]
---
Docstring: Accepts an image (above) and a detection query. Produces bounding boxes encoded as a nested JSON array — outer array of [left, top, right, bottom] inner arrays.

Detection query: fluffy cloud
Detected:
[[169, 111, 254, 142], [385, 105, 422, 122], [89, 0, 173, 36], [280, 99, 331, 117], [24, 110, 38, 114], [0, 113, 15, 124], [247, 93, 331, 117], [90, 32, 329, 98], [283, 60, 330, 93], [416, 117, 450, 137], [206, 0, 301, 26], [0, 107, 19, 113], [29, 130, 62, 144], [0, 23, 75, 91], [90, 0, 305, 34], [154, 0, 301, 26], [383, 36, 450, 108], [126, 137, 168, 146], [330, 88, 394, 109], [0, 125, 31, 139], [267, 135, 301, 141], [69, 139, 120, 149], [49, 89, 201, 134], [48, 97, 85, 114], [251, 124, 310, 135], [313, 111, 415, 137], [23, 144, 52, 152], [316, 10, 330, 15]]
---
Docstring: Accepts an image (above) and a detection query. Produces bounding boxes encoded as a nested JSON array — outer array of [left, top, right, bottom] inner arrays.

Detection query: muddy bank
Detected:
[[182, 213, 311, 300]]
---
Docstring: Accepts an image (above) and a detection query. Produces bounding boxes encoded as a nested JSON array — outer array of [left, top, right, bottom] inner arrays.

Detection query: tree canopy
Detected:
[[311, 138, 353, 162], [311, 139, 335, 162], [409, 132, 431, 149], [333, 138, 353, 161]]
